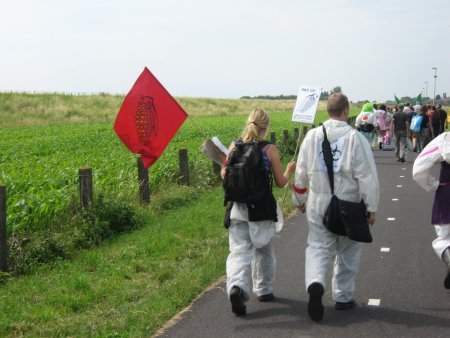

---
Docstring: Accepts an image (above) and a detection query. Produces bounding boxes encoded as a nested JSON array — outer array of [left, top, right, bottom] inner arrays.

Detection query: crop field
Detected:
[[0, 113, 308, 233], [0, 92, 360, 234]]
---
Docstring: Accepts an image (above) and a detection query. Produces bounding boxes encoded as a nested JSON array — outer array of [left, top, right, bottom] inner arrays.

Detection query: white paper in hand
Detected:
[[211, 136, 228, 155], [200, 136, 228, 165]]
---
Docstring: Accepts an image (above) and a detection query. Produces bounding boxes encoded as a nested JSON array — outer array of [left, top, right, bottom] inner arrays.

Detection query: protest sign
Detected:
[[292, 85, 322, 124]]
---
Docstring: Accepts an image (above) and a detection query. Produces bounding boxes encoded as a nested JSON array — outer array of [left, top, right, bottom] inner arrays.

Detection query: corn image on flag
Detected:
[[114, 67, 188, 169]]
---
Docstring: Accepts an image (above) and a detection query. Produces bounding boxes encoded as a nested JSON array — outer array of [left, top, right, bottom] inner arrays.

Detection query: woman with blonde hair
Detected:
[[221, 108, 296, 316]]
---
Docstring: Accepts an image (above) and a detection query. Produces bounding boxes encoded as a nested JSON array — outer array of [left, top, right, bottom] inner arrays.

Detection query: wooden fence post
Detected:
[[302, 126, 308, 137], [270, 132, 276, 144], [0, 185, 8, 272], [137, 158, 150, 203], [282, 129, 289, 144], [179, 149, 190, 186], [293, 128, 299, 142], [79, 168, 93, 208]]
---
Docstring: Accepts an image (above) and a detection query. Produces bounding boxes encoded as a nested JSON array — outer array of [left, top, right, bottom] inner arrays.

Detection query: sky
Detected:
[[1, 0, 449, 102]]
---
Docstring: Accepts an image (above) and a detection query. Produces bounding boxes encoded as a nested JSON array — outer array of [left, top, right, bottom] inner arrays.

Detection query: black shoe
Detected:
[[442, 247, 450, 289], [445, 268, 450, 289], [257, 293, 274, 302], [335, 300, 356, 310], [400, 158, 405, 163], [230, 286, 246, 316], [307, 283, 324, 321]]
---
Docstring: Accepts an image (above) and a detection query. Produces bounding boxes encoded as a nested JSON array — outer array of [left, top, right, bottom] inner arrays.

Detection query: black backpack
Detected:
[[223, 140, 271, 204]]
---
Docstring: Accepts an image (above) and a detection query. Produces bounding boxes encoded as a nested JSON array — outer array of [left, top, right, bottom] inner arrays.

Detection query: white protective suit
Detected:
[[355, 109, 377, 148], [412, 132, 450, 258], [226, 201, 284, 298], [292, 119, 379, 302]]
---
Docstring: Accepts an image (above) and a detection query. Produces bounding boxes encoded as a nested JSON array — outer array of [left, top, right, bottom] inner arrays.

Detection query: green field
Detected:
[[0, 92, 359, 336]]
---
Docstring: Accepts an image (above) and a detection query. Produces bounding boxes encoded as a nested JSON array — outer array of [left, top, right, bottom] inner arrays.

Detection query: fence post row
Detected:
[[282, 129, 289, 144], [79, 168, 93, 208], [270, 132, 276, 144], [137, 158, 151, 203], [293, 128, 299, 142], [0, 185, 7, 272], [179, 149, 190, 186]]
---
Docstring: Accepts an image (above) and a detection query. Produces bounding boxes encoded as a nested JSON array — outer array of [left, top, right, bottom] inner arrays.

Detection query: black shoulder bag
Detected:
[[322, 126, 373, 243]]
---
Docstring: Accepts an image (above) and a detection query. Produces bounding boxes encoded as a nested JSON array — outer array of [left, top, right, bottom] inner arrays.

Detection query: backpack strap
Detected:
[[257, 140, 274, 191], [322, 126, 335, 195]]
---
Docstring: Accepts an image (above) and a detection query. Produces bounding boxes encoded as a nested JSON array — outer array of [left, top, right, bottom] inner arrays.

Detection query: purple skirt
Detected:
[[432, 162, 450, 225]]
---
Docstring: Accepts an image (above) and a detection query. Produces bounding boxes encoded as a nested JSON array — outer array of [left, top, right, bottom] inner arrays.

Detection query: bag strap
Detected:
[[322, 125, 334, 195]]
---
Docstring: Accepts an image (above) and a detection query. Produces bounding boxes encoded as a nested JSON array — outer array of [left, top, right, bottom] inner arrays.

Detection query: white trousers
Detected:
[[432, 224, 450, 259], [226, 204, 276, 298], [305, 216, 364, 303]]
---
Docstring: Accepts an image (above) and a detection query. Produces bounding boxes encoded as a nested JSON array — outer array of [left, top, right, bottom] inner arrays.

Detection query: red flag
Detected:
[[114, 67, 188, 168]]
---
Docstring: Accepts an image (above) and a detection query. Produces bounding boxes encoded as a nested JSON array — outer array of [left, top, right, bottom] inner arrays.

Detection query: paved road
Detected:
[[157, 150, 450, 337]]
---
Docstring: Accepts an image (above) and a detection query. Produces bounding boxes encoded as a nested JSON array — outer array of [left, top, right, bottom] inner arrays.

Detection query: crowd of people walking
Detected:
[[355, 101, 448, 162]]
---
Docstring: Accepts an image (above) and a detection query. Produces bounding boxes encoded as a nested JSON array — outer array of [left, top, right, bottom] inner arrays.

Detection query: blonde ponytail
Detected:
[[241, 108, 270, 142]]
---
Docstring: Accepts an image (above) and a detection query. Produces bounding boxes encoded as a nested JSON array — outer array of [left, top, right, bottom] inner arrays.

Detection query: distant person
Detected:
[[437, 104, 448, 134], [292, 93, 379, 321], [415, 105, 432, 153], [429, 105, 441, 139], [392, 105, 410, 162], [413, 132, 450, 289], [376, 104, 390, 150], [355, 102, 376, 149], [221, 108, 296, 316], [412, 104, 422, 151]]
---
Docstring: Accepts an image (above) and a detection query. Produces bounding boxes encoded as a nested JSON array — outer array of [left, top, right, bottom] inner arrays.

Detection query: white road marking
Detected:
[[400, 175, 405, 178], [392, 198, 399, 201], [402, 168, 406, 170], [380, 248, 390, 252], [368, 299, 381, 306], [396, 185, 403, 188], [388, 217, 395, 221]]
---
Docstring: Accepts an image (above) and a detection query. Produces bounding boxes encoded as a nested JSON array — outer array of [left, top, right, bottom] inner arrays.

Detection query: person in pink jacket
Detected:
[[376, 104, 390, 150]]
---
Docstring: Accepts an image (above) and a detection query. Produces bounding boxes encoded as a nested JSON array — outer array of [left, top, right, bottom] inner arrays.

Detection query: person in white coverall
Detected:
[[412, 132, 450, 289], [221, 108, 296, 316], [292, 93, 379, 321], [355, 102, 377, 149]]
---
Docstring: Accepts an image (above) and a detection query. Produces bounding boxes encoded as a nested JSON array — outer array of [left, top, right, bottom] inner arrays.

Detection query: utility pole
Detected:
[[432, 67, 437, 105]]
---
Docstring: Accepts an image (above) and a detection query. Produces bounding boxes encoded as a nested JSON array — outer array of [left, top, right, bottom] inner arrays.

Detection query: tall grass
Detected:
[[0, 92, 302, 127]]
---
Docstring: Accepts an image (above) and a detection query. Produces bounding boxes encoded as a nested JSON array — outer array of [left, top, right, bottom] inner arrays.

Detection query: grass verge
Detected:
[[0, 188, 229, 337]]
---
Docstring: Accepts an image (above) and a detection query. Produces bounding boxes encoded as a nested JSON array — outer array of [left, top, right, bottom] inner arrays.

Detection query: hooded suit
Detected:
[[293, 119, 379, 302]]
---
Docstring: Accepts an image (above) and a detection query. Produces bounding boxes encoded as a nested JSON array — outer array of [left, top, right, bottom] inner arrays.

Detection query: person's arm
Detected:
[[428, 113, 435, 138], [265, 145, 296, 187], [292, 133, 311, 211]]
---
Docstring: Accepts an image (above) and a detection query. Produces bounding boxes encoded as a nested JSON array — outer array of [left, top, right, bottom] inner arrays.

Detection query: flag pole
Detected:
[[280, 127, 304, 209]]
